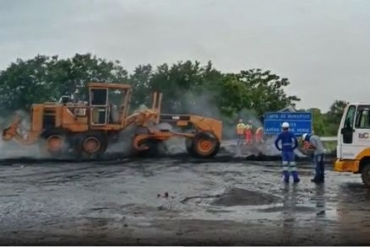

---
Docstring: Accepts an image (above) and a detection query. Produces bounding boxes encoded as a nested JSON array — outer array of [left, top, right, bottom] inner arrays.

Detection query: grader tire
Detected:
[[361, 164, 370, 187], [78, 133, 108, 159], [188, 132, 220, 158], [39, 129, 68, 158]]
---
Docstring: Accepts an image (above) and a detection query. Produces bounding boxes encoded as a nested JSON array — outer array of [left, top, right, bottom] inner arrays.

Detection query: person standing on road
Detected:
[[245, 120, 253, 145], [302, 133, 326, 183], [274, 122, 300, 183], [255, 126, 264, 144], [236, 118, 246, 146]]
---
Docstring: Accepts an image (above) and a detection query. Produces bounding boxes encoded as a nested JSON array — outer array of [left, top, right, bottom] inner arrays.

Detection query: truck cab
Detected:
[[335, 102, 370, 186]]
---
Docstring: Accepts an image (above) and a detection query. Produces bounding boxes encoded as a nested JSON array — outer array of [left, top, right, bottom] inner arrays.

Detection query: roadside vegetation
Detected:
[[0, 53, 346, 139]]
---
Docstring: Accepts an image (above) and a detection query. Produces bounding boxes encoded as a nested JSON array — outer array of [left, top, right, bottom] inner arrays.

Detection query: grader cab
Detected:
[[2, 82, 223, 159]]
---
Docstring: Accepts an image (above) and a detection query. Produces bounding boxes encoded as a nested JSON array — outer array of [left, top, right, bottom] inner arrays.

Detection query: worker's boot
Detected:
[[283, 171, 290, 183], [291, 171, 300, 183], [311, 160, 324, 183], [311, 177, 324, 183]]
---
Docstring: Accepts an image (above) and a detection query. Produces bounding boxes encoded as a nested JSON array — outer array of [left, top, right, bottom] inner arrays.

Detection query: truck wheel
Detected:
[[78, 133, 108, 159], [39, 129, 68, 157], [189, 132, 220, 158], [361, 164, 370, 187]]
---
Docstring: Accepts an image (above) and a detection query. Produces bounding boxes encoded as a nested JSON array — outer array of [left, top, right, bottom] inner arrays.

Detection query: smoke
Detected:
[[140, 89, 274, 157], [160, 90, 222, 154], [172, 91, 306, 157], [0, 109, 47, 159], [105, 125, 139, 156]]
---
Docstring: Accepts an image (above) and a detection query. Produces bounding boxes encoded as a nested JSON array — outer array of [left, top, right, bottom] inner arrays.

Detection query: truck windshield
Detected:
[[355, 105, 370, 129]]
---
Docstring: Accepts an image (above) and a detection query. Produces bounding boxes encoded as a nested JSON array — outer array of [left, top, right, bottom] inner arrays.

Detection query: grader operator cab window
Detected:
[[90, 88, 108, 125], [108, 89, 124, 124]]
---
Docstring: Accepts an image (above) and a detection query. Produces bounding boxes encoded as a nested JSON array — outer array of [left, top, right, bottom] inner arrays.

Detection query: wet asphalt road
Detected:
[[0, 155, 369, 245]]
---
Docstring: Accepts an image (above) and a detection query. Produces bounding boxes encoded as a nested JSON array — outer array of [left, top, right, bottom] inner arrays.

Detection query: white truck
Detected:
[[335, 102, 370, 186]]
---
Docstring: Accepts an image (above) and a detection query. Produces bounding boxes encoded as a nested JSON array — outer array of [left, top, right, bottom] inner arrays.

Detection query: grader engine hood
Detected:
[[158, 114, 223, 141]]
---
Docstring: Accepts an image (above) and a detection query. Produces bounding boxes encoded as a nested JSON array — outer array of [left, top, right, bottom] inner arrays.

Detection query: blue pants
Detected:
[[313, 154, 325, 181], [281, 151, 299, 182]]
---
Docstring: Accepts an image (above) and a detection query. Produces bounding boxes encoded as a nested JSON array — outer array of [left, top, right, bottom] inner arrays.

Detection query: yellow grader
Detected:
[[2, 82, 222, 159]]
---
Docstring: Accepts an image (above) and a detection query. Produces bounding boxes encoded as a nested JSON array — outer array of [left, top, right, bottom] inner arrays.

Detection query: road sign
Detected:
[[263, 112, 312, 136]]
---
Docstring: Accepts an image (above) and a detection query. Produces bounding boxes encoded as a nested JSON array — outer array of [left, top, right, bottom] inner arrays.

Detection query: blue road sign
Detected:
[[263, 112, 312, 136]]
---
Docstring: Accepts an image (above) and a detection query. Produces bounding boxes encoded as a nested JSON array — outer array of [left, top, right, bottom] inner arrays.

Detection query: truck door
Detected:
[[351, 105, 370, 158], [89, 88, 109, 125], [339, 104, 370, 160], [339, 104, 356, 159]]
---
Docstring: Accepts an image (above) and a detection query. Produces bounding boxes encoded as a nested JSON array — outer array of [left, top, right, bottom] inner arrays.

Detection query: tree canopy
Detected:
[[0, 53, 345, 137]]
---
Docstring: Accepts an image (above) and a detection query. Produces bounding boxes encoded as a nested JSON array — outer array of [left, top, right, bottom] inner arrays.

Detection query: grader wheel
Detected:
[[78, 133, 108, 159], [83, 137, 101, 154], [186, 132, 220, 158], [39, 129, 67, 157]]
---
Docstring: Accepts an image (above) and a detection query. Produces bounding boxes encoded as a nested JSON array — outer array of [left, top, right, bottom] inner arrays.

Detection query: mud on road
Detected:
[[0, 156, 369, 245]]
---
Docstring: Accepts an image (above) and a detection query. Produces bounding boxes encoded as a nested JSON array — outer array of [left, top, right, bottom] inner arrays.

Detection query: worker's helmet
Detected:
[[302, 133, 309, 141], [281, 122, 290, 129]]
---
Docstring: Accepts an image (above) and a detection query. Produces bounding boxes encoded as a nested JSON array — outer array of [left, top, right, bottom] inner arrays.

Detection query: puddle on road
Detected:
[[179, 186, 339, 224], [181, 201, 339, 225], [211, 188, 280, 206], [181, 188, 281, 207]]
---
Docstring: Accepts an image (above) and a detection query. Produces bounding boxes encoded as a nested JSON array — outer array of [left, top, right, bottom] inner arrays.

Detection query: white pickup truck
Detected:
[[334, 102, 370, 186]]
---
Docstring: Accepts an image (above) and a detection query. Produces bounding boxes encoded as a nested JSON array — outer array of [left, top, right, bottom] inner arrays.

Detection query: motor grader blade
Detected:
[[133, 130, 195, 151]]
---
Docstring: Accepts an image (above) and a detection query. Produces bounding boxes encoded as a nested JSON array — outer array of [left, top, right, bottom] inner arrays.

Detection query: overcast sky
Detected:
[[1, 0, 369, 111]]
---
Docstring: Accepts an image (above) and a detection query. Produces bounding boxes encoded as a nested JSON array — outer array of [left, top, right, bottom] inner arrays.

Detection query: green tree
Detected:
[[215, 73, 250, 117], [215, 69, 301, 118], [131, 60, 223, 115], [0, 54, 303, 132], [129, 64, 153, 108], [240, 69, 300, 116], [0, 53, 128, 112], [308, 108, 326, 135], [320, 99, 347, 136], [0, 55, 57, 112], [50, 53, 128, 100], [328, 100, 347, 123]]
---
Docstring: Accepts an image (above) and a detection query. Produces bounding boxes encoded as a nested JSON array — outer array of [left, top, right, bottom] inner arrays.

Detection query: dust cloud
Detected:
[[0, 109, 46, 159]]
